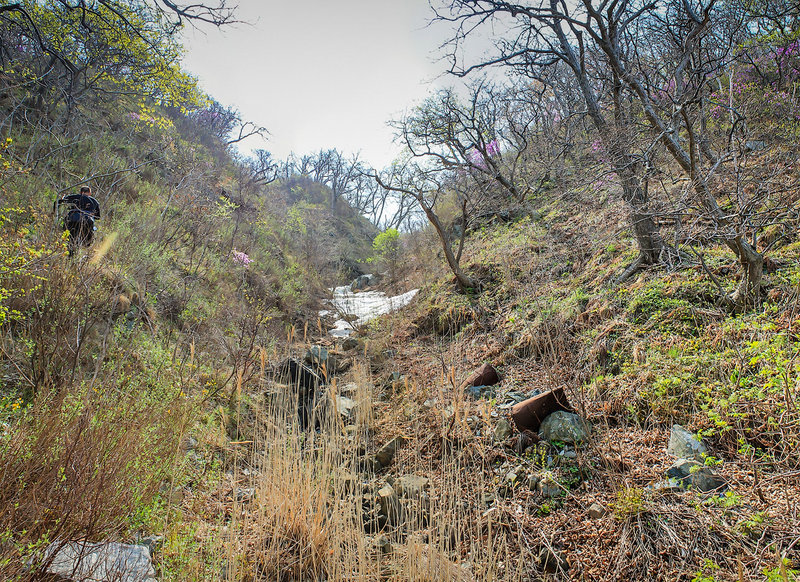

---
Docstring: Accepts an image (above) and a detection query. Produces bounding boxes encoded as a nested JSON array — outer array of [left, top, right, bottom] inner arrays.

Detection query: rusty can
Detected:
[[458, 363, 500, 391], [511, 387, 573, 433]]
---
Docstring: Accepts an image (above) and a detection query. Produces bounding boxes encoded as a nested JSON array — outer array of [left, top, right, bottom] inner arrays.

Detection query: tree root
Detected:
[[613, 254, 646, 285]]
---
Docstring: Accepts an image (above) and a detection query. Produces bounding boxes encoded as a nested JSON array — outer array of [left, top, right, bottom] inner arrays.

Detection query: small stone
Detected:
[[181, 436, 198, 451], [665, 459, 726, 492], [527, 474, 541, 491], [587, 503, 606, 519], [667, 425, 708, 460], [377, 485, 399, 518], [394, 475, 429, 498], [504, 391, 528, 404], [422, 399, 436, 410], [689, 467, 726, 493], [666, 458, 700, 480], [689, 469, 726, 492], [538, 546, 569, 573], [537, 472, 561, 498], [464, 385, 497, 400], [375, 436, 406, 468], [375, 534, 393, 555], [494, 419, 513, 441], [538, 411, 590, 443], [505, 465, 524, 485], [236, 487, 256, 503], [652, 478, 685, 494], [335, 395, 357, 422]]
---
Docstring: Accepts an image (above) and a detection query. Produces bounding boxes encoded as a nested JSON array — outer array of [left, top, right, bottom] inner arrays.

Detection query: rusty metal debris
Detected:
[[458, 363, 500, 391], [511, 387, 573, 433]]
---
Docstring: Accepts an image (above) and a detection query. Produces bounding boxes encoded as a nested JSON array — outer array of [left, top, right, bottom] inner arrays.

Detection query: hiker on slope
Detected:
[[57, 186, 101, 256]]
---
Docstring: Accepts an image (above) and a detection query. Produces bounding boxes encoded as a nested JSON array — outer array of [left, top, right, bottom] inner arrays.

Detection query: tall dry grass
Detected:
[[201, 342, 538, 582]]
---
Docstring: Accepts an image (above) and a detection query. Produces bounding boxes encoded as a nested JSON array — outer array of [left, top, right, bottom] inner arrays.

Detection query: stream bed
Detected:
[[321, 285, 419, 337]]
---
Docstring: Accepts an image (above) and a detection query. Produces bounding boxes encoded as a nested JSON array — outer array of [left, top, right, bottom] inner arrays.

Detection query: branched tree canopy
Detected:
[[0, 0, 232, 114]]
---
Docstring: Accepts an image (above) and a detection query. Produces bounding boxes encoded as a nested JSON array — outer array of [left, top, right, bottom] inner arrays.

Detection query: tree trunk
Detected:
[[618, 172, 673, 267], [420, 199, 476, 291], [726, 236, 764, 310]]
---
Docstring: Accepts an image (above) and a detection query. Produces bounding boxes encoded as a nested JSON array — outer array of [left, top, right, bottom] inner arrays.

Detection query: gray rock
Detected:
[[334, 395, 357, 423], [351, 273, 379, 291], [537, 472, 561, 498], [464, 385, 497, 400], [394, 475, 429, 498], [690, 469, 726, 492], [745, 140, 766, 152], [341, 337, 359, 351], [666, 458, 726, 492], [527, 474, 541, 491], [137, 535, 163, 556], [539, 411, 590, 443], [375, 534, 393, 555], [667, 425, 707, 460], [236, 487, 256, 503], [504, 465, 524, 485], [587, 502, 606, 519], [305, 346, 337, 373], [494, 419, 513, 441], [667, 458, 699, 479], [40, 541, 157, 582], [181, 436, 198, 451], [538, 546, 569, 573], [377, 485, 400, 520], [375, 436, 406, 467]]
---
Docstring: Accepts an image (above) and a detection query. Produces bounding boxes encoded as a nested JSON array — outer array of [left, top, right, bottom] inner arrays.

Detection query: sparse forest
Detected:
[[0, 0, 799, 581]]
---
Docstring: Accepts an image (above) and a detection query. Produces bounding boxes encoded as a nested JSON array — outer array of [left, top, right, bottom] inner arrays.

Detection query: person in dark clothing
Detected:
[[58, 186, 101, 255]]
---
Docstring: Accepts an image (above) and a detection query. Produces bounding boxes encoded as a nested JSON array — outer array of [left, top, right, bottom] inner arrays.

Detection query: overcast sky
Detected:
[[181, 1, 463, 169]]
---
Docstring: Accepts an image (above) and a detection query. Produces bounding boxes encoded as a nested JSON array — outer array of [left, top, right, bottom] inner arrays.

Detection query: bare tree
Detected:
[[436, 0, 680, 277], [436, 0, 796, 306], [374, 162, 476, 290]]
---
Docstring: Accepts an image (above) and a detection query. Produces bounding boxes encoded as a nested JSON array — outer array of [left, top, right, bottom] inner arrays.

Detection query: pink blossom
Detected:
[[232, 249, 252, 267]]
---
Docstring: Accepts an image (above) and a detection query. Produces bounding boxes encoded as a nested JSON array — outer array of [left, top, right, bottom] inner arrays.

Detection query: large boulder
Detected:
[[304, 346, 338, 374], [538, 411, 590, 443], [40, 541, 157, 582]]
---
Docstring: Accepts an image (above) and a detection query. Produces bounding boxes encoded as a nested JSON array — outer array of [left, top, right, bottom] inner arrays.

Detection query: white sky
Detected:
[[181, 1, 461, 169]]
